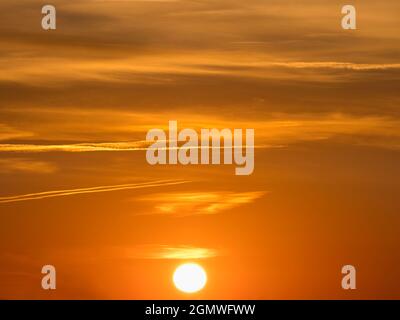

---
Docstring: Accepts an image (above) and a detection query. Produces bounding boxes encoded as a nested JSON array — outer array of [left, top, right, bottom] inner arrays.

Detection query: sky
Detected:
[[0, 0, 399, 299]]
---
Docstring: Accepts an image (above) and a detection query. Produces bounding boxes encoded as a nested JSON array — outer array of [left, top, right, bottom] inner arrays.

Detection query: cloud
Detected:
[[36, 244, 219, 262], [1, 0, 399, 87], [265, 62, 400, 71], [0, 141, 149, 153], [0, 158, 57, 174], [0, 140, 271, 153], [1, 112, 399, 152], [0, 180, 189, 204], [121, 245, 219, 260], [254, 114, 400, 148], [136, 191, 266, 215], [0, 124, 33, 141], [2, 53, 399, 86]]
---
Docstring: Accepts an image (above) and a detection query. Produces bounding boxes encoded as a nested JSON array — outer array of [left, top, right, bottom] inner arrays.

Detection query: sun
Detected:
[[173, 263, 207, 293]]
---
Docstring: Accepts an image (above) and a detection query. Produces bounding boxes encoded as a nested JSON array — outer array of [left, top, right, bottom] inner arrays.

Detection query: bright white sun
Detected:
[[173, 263, 207, 293]]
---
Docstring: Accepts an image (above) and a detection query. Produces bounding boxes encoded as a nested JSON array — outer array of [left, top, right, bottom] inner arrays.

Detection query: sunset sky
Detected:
[[0, 0, 399, 299]]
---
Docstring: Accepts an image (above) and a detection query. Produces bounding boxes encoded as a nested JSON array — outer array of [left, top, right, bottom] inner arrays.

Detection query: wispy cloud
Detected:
[[136, 191, 266, 215], [0, 180, 189, 204], [1, 0, 399, 86], [0, 158, 57, 174], [1, 113, 399, 152], [0, 141, 149, 153], [121, 245, 219, 260], [265, 61, 400, 71], [42, 244, 219, 262], [0, 124, 33, 141], [2, 54, 399, 86]]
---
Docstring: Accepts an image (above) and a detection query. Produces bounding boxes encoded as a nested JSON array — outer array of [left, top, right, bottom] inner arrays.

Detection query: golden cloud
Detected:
[[0, 158, 57, 174], [136, 191, 266, 215]]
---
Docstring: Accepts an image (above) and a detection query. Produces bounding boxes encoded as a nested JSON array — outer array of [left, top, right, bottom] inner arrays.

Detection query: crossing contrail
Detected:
[[0, 180, 189, 204]]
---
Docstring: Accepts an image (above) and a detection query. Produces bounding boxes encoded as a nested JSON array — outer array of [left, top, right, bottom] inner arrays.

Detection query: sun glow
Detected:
[[173, 263, 207, 293]]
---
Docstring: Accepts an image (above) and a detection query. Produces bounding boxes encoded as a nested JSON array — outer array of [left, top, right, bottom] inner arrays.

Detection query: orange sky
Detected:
[[0, 0, 399, 299]]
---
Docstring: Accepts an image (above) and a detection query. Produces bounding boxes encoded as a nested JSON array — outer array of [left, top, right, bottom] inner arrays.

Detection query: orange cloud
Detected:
[[0, 158, 57, 174], [44, 245, 219, 261], [121, 245, 219, 260], [0, 124, 33, 141], [136, 191, 266, 215]]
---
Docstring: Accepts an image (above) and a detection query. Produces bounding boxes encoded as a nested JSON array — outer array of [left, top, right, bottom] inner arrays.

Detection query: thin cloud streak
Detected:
[[45, 245, 219, 262], [0, 180, 189, 204], [137, 191, 266, 215], [0, 141, 271, 153], [0, 124, 33, 141], [123, 245, 219, 260], [267, 61, 400, 71], [0, 141, 149, 153], [2, 56, 399, 85], [1, 113, 400, 152], [0, 158, 57, 174]]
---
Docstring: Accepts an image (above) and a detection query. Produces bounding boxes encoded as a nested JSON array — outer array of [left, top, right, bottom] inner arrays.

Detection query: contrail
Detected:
[[0, 141, 149, 153], [0, 180, 189, 204], [0, 142, 269, 153]]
